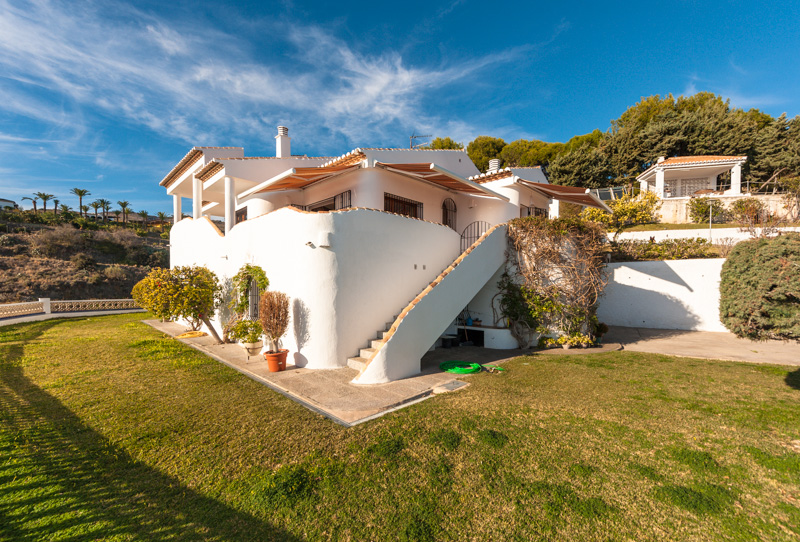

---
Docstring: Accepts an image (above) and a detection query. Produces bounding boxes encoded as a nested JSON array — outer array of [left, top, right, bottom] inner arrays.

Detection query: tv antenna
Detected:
[[410, 133, 432, 149]]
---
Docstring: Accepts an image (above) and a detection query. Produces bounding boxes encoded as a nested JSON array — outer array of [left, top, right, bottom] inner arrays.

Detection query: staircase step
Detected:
[[347, 356, 368, 370], [382, 330, 390, 339], [370, 339, 386, 349], [359, 347, 377, 359]]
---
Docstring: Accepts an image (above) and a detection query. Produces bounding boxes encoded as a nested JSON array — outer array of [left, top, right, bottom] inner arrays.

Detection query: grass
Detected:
[[1, 314, 799, 540]]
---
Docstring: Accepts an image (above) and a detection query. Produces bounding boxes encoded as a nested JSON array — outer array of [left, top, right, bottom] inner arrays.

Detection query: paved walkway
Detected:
[[146, 320, 528, 426], [604, 326, 800, 366], [0, 309, 145, 326]]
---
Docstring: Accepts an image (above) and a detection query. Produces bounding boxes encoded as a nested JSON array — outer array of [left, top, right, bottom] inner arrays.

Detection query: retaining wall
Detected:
[[598, 259, 727, 332]]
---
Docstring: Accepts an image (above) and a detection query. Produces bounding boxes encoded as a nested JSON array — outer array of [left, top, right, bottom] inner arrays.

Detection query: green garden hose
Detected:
[[439, 360, 482, 374]]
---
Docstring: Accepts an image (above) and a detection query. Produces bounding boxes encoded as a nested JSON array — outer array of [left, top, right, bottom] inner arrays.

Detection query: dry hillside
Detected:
[[0, 226, 166, 303]]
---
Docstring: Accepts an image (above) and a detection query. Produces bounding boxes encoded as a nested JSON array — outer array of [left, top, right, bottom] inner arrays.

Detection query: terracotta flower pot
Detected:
[[264, 349, 288, 372]]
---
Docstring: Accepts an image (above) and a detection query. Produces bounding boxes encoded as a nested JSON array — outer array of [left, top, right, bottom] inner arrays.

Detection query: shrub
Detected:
[[70, 253, 97, 270], [610, 238, 715, 261], [581, 190, 661, 238], [260, 290, 289, 352], [103, 265, 128, 281], [719, 234, 800, 341], [688, 197, 728, 224], [730, 198, 766, 224], [71, 217, 99, 230], [160, 232, 169, 239], [132, 266, 222, 342], [228, 319, 263, 343], [30, 225, 85, 258], [132, 267, 175, 321]]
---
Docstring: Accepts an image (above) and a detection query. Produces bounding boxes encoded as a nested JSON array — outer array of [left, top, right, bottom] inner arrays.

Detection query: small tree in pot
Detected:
[[259, 290, 290, 371], [229, 319, 264, 355]]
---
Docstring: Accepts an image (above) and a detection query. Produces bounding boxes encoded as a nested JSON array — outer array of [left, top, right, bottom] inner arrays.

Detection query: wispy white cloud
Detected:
[[0, 0, 534, 153]]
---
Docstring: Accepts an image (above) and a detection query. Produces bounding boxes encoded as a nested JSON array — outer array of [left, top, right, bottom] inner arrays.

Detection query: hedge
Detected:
[[719, 234, 800, 341]]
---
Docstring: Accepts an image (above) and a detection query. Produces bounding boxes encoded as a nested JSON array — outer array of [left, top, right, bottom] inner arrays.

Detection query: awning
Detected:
[[517, 180, 611, 212], [375, 162, 509, 201], [238, 164, 361, 198]]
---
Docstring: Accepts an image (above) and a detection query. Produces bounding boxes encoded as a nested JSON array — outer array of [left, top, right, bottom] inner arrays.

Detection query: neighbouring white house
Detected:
[[637, 155, 754, 223], [161, 127, 609, 384]]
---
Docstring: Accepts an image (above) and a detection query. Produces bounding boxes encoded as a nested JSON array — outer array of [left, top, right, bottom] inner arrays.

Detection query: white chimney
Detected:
[[488, 158, 501, 172], [276, 126, 290, 158], [657, 156, 665, 163]]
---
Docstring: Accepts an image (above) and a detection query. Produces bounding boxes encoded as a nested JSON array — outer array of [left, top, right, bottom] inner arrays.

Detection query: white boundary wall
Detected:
[[598, 258, 727, 332], [616, 227, 800, 243]]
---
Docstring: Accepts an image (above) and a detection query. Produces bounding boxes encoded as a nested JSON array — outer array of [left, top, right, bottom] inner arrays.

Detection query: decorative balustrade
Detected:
[[0, 301, 44, 319], [51, 299, 139, 312], [0, 298, 140, 320]]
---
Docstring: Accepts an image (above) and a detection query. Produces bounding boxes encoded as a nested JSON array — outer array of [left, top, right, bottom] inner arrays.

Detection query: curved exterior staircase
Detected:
[[349, 224, 508, 384]]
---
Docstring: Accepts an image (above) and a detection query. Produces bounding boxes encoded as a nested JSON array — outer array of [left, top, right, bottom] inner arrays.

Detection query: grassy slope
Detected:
[[1, 314, 799, 541]]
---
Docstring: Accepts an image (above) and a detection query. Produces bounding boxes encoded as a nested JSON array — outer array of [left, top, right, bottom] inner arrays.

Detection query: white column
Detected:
[[224, 176, 235, 234], [192, 176, 203, 220], [172, 195, 182, 224], [655, 168, 665, 198], [729, 164, 742, 195], [39, 298, 51, 314], [548, 198, 560, 218]]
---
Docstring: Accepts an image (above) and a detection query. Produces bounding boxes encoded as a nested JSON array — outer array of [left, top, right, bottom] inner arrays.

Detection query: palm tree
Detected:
[[35, 192, 54, 213], [70, 188, 91, 218], [52, 199, 60, 217], [97, 199, 111, 222], [21, 196, 38, 214], [112, 210, 121, 223], [59, 204, 71, 215], [117, 200, 131, 225], [80, 204, 89, 218], [138, 209, 149, 228], [90, 201, 101, 220], [156, 211, 168, 232]]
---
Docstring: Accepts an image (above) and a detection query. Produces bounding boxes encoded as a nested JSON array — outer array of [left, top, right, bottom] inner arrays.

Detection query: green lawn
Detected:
[[1, 314, 799, 541]]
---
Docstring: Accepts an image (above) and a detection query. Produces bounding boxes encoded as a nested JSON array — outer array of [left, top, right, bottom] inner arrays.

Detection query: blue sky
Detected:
[[1, 0, 799, 214]]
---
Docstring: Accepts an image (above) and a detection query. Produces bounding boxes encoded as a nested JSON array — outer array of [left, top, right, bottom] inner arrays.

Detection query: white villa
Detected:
[[161, 127, 608, 384], [637, 155, 750, 223]]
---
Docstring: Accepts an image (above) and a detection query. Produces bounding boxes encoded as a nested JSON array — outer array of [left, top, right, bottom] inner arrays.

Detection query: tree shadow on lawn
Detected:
[[786, 368, 800, 390], [0, 322, 298, 542]]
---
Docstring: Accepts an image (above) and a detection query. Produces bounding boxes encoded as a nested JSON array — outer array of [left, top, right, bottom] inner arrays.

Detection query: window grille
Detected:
[[307, 190, 352, 212], [441, 198, 457, 230], [384, 193, 423, 219], [334, 190, 351, 209], [235, 207, 247, 224], [247, 280, 260, 320]]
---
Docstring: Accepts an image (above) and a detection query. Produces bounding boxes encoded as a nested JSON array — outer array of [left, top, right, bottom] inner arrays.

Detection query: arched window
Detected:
[[442, 198, 457, 230]]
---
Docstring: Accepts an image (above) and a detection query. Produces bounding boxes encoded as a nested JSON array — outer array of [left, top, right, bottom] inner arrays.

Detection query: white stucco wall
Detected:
[[597, 259, 726, 332], [616, 226, 800, 243], [354, 225, 507, 384], [170, 208, 460, 371]]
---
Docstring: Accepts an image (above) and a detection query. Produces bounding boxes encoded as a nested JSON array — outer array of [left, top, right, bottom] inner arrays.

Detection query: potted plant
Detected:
[[260, 290, 290, 372], [229, 319, 263, 356]]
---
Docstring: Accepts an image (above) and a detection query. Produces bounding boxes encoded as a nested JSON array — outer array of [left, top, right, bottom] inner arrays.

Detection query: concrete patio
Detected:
[[145, 319, 527, 426]]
